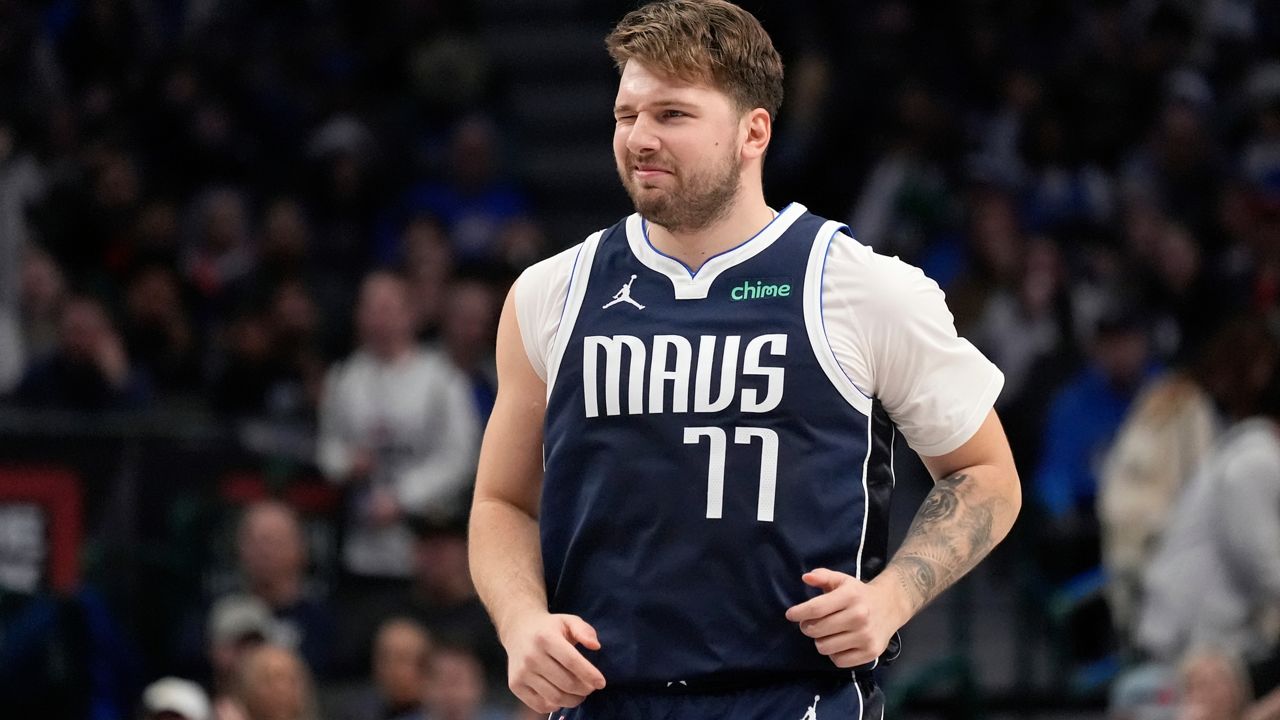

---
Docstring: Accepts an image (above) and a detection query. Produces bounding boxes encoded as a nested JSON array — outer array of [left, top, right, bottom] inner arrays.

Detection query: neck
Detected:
[[371, 341, 412, 363], [645, 186, 774, 273], [253, 574, 302, 607]]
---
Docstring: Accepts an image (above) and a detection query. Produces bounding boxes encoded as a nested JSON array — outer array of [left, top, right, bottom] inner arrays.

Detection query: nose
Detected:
[[625, 113, 660, 156]]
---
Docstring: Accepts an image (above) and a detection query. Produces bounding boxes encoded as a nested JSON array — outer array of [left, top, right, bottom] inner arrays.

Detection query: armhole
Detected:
[[545, 230, 604, 399], [803, 221, 874, 417]]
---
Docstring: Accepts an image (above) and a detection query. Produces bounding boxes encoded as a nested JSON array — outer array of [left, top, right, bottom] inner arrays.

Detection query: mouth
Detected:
[[633, 165, 672, 181]]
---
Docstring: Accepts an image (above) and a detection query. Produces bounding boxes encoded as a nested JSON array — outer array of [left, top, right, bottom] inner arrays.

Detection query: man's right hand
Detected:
[[503, 612, 607, 713]]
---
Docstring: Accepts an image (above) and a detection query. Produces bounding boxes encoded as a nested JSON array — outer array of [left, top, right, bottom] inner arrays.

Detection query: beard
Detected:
[[618, 147, 741, 233]]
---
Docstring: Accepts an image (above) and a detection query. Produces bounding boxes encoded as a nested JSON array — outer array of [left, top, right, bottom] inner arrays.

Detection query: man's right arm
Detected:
[[469, 287, 606, 713]]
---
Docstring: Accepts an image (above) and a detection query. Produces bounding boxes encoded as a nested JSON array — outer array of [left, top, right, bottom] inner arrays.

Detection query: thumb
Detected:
[[564, 615, 601, 650], [802, 568, 849, 593]]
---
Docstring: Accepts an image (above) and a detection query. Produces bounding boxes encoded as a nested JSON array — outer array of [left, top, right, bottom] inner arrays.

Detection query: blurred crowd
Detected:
[[2, 0, 1280, 718]]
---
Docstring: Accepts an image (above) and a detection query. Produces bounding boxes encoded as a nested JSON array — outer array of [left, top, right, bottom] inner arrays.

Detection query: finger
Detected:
[[802, 568, 851, 592], [527, 673, 588, 710], [512, 683, 556, 715], [564, 616, 602, 651], [785, 591, 846, 622], [798, 607, 867, 639], [830, 647, 879, 669], [813, 630, 865, 656], [546, 635, 607, 690], [541, 659, 597, 698]]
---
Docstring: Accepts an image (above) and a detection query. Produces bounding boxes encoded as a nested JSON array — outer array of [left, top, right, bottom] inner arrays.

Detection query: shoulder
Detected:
[[411, 346, 464, 378], [325, 352, 368, 384], [515, 242, 586, 301], [512, 229, 609, 381], [1221, 419, 1280, 466], [822, 231, 945, 315]]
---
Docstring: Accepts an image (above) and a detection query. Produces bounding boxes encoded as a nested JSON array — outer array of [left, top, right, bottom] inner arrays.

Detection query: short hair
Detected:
[[605, 0, 784, 119]]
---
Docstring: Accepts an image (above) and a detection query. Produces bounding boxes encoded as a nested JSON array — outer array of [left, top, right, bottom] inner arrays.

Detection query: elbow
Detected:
[[1004, 464, 1023, 525]]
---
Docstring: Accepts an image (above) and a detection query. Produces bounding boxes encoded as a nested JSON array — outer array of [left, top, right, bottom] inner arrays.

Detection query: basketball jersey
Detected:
[[539, 204, 897, 685]]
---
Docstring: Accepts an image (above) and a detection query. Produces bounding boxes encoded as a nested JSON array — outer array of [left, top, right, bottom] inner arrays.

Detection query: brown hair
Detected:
[[606, 0, 784, 119]]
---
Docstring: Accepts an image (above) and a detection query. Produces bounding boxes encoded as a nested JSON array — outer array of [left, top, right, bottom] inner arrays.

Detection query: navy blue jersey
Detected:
[[541, 206, 895, 686]]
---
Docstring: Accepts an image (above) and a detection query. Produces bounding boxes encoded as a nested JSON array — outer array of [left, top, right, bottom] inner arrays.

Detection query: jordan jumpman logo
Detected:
[[603, 274, 645, 310], [800, 695, 820, 720]]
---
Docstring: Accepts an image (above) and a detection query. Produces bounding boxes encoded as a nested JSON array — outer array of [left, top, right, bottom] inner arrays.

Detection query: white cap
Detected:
[[208, 594, 274, 646], [142, 677, 210, 720]]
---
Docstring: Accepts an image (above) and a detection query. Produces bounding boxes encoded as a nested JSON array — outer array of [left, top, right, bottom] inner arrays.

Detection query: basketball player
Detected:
[[469, 1, 1022, 717]]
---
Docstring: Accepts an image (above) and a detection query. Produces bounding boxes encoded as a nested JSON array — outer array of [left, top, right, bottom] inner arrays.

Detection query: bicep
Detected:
[[473, 288, 547, 517], [919, 409, 1019, 489], [825, 241, 1003, 457]]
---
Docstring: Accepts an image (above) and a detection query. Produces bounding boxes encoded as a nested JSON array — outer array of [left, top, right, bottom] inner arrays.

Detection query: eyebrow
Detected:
[[613, 99, 698, 115]]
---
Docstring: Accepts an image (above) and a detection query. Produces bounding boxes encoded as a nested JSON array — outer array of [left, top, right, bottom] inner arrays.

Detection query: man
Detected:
[[231, 501, 335, 677], [339, 618, 433, 720], [469, 1, 1021, 717], [318, 271, 481, 579], [12, 295, 151, 410]]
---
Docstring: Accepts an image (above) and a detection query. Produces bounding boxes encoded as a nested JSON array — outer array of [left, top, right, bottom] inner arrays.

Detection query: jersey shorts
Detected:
[[552, 674, 883, 720]]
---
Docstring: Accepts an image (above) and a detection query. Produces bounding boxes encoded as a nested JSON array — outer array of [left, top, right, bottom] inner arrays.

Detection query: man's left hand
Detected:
[[784, 568, 909, 668]]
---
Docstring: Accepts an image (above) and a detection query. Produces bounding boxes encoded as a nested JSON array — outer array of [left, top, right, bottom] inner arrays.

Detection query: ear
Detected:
[[740, 107, 771, 161]]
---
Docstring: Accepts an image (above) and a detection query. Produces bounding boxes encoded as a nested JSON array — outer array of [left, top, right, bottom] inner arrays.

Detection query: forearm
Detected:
[[880, 464, 1019, 617], [470, 496, 549, 642]]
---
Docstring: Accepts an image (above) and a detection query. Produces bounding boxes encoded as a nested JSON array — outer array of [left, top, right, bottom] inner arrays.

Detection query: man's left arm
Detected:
[[883, 408, 1021, 619], [787, 408, 1020, 667]]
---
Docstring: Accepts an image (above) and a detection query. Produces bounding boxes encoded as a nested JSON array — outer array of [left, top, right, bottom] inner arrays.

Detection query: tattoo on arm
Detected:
[[889, 472, 1001, 613]]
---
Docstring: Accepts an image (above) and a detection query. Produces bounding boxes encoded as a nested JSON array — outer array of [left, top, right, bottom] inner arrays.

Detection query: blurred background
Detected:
[[2, 0, 1280, 718]]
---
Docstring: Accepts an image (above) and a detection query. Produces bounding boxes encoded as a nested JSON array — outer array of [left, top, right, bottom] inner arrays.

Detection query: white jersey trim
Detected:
[[545, 230, 604, 398], [626, 203, 806, 300], [804, 220, 874, 417]]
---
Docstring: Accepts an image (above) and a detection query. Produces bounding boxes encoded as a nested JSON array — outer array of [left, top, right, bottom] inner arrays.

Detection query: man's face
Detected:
[[237, 504, 305, 587], [374, 623, 430, 705], [613, 60, 744, 233], [357, 276, 414, 353]]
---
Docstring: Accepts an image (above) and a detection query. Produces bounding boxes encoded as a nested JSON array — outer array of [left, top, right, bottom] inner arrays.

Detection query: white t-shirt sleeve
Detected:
[[513, 243, 583, 382], [821, 232, 1004, 457]]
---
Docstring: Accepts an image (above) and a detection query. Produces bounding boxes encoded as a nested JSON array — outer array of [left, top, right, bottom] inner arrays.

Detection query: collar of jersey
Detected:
[[625, 202, 804, 300]]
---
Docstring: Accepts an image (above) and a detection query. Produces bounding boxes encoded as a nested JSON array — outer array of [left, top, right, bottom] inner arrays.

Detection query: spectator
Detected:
[[122, 263, 199, 395], [1033, 299, 1158, 664], [971, 234, 1079, 474], [1100, 316, 1278, 646], [229, 501, 334, 677], [206, 595, 273, 720], [399, 216, 454, 340], [340, 617, 433, 720], [142, 677, 211, 720], [18, 246, 67, 364], [12, 295, 151, 410], [1120, 71, 1226, 241], [847, 81, 961, 265], [1179, 646, 1280, 720], [305, 116, 382, 279], [1134, 375, 1280, 661], [1111, 364, 1280, 717], [1035, 302, 1157, 527], [439, 275, 500, 422], [403, 517, 504, 692], [422, 644, 506, 720], [183, 186, 256, 319], [208, 282, 324, 421], [318, 271, 480, 580], [232, 644, 317, 720], [264, 279, 326, 420], [208, 309, 279, 418], [942, 185, 1028, 335], [0, 117, 47, 392], [400, 116, 531, 264]]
